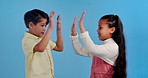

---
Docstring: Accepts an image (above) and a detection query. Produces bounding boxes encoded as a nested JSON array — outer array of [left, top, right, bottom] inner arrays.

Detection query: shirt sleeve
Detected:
[[70, 34, 92, 57], [49, 40, 56, 50], [22, 38, 38, 56], [80, 31, 118, 65]]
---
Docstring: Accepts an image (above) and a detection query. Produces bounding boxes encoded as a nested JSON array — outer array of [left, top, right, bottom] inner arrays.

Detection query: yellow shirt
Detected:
[[22, 32, 56, 78]]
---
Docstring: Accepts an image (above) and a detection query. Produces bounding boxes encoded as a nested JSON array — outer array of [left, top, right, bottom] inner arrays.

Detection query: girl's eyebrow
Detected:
[[99, 25, 103, 27]]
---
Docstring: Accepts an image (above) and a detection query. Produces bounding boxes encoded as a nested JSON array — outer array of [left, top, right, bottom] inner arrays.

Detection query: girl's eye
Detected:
[[99, 27, 102, 29]]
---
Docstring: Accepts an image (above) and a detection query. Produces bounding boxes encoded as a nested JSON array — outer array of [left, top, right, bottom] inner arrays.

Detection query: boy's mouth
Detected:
[[41, 32, 44, 34]]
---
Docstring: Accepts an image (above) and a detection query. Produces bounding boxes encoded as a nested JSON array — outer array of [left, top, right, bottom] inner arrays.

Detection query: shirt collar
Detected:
[[25, 32, 41, 40], [102, 38, 115, 44]]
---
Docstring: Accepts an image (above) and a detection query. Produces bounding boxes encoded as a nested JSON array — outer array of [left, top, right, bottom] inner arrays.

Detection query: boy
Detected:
[[22, 9, 63, 78]]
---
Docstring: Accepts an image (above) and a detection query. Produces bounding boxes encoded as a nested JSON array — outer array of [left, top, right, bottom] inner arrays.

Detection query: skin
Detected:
[[28, 11, 63, 52], [28, 18, 47, 38], [71, 11, 86, 36], [97, 19, 115, 41], [71, 11, 115, 41]]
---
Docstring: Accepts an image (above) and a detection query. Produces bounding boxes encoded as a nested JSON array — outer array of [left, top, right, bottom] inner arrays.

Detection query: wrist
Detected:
[[57, 29, 61, 32], [80, 27, 86, 33], [49, 23, 54, 26], [71, 33, 77, 36], [57, 21, 60, 24]]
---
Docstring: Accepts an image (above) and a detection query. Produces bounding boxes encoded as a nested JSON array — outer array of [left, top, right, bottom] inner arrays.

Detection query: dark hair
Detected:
[[24, 9, 49, 28], [100, 15, 127, 78]]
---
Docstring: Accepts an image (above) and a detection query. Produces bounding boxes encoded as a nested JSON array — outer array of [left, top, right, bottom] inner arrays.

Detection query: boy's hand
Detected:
[[57, 15, 62, 31], [79, 11, 86, 33], [53, 15, 63, 52], [49, 11, 55, 28], [71, 16, 77, 36]]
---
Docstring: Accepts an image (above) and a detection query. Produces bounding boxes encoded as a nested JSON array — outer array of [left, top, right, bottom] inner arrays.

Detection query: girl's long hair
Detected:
[[100, 15, 127, 78]]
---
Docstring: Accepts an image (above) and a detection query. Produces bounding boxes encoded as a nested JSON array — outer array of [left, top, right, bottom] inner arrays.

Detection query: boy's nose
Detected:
[[43, 27, 46, 31]]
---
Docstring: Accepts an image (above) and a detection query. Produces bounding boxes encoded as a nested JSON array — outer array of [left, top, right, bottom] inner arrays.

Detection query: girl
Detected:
[[70, 11, 126, 78]]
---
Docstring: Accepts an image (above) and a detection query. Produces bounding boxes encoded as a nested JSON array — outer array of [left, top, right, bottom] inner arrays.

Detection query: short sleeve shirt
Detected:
[[22, 32, 56, 78]]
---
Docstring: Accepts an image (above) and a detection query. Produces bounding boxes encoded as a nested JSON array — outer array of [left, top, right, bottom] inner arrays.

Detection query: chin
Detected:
[[99, 38, 104, 41], [99, 38, 102, 40], [37, 35, 42, 38], [40, 35, 43, 38], [98, 37, 102, 40]]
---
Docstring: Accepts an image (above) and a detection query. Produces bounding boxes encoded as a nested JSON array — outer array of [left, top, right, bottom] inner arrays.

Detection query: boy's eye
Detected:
[[41, 25, 45, 27]]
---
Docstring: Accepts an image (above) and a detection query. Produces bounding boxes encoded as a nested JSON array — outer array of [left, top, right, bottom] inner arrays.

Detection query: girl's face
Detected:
[[29, 18, 47, 37], [97, 19, 115, 41]]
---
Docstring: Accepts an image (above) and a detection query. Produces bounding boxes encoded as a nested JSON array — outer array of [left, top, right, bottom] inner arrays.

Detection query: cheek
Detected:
[[99, 29, 104, 33]]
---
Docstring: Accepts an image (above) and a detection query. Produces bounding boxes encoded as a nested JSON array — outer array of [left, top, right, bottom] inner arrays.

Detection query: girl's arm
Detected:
[[53, 15, 63, 52], [80, 31, 118, 65], [70, 34, 92, 57], [78, 11, 118, 65], [70, 17, 92, 57]]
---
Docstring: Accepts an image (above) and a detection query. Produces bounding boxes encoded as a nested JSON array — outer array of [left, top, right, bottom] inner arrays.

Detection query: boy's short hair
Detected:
[[24, 9, 49, 28]]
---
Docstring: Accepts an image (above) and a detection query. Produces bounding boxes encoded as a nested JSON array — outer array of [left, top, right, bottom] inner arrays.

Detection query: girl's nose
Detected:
[[97, 29, 99, 32]]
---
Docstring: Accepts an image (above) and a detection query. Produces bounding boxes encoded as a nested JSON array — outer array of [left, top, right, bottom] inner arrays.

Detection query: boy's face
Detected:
[[30, 18, 47, 37]]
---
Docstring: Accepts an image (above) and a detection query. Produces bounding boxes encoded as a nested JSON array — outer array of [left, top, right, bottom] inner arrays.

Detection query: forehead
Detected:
[[38, 18, 47, 24], [98, 19, 109, 27], [98, 19, 108, 24]]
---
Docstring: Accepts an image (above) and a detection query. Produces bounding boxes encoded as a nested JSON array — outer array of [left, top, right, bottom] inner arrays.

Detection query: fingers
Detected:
[[71, 16, 77, 36], [57, 15, 61, 22], [78, 11, 86, 28], [80, 11, 86, 21], [73, 16, 77, 24], [49, 11, 55, 27], [73, 16, 77, 26], [50, 11, 55, 17], [57, 15, 61, 26], [57, 15, 62, 31], [72, 23, 76, 31], [78, 11, 86, 33], [72, 16, 77, 30]]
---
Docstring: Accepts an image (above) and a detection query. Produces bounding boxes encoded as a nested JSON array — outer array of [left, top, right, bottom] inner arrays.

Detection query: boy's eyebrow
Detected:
[[40, 23, 46, 25]]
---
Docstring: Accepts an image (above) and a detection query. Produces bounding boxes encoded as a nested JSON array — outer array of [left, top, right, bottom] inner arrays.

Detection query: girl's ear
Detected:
[[110, 27, 116, 33], [28, 22, 34, 28]]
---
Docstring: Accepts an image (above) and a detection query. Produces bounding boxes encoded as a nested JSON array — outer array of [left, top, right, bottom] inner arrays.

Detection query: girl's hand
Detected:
[[57, 15, 62, 31], [71, 16, 77, 36], [79, 11, 86, 33], [49, 11, 55, 28]]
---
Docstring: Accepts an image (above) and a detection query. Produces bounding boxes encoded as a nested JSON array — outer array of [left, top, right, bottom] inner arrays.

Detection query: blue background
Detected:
[[0, 0, 148, 78]]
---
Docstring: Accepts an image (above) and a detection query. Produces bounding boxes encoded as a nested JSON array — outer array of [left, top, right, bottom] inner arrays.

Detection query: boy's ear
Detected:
[[28, 22, 34, 28], [110, 27, 116, 33]]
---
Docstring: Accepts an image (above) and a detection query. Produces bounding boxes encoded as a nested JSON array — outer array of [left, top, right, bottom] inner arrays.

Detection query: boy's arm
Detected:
[[53, 15, 63, 52], [33, 11, 54, 52]]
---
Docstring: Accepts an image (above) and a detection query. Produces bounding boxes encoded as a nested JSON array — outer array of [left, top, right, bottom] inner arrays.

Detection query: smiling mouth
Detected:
[[41, 32, 44, 34]]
